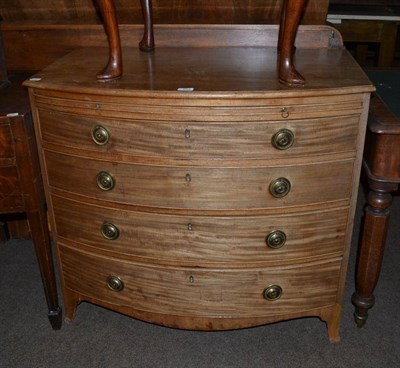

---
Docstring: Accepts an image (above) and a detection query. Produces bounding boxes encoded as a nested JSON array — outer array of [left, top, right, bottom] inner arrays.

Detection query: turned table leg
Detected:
[[96, 0, 123, 80], [96, 0, 306, 85], [96, 0, 154, 80], [351, 180, 398, 327], [139, 0, 155, 51], [278, 0, 306, 86]]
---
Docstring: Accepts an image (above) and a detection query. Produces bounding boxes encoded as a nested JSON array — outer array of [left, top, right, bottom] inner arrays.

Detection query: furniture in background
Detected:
[[0, 30, 8, 89], [352, 71, 400, 326], [328, 1, 400, 67], [0, 34, 61, 328], [95, 0, 307, 86], [0, 30, 9, 242], [0, 0, 330, 74], [25, 25, 373, 342]]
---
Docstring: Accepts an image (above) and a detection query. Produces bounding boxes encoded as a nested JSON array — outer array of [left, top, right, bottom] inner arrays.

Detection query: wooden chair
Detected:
[[95, 0, 307, 86]]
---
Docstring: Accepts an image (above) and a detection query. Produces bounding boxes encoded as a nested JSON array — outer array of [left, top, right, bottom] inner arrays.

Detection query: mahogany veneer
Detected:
[[25, 26, 374, 342]]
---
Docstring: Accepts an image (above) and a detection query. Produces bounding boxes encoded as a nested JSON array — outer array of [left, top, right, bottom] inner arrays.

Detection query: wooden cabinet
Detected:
[[25, 26, 374, 342]]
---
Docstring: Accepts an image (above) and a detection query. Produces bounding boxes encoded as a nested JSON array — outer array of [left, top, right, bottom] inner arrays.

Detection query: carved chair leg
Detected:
[[351, 181, 398, 327], [278, 0, 306, 86], [139, 0, 155, 51], [96, 0, 123, 80]]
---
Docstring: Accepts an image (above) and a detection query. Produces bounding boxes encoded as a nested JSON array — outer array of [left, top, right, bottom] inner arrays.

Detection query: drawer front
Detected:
[[44, 151, 353, 210], [53, 196, 347, 264], [0, 124, 14, 160], [60, 245, 341, 318], [35, 92, 364, 122], [38, 109, 360, 159], [0, 167, 23, 210]]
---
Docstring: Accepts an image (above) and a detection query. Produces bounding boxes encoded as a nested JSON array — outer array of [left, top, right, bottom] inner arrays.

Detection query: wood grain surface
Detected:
[[37, 109, 361, 160], [0, 0, 329, 24], [0, 124, 14, 160], [25, 46, 372, 95], [60, 244, 341, 320], [26, 35, 372, 340], [1, 24, 343, 73], [52, 195, 348, 267], [43, 150, 354, 211], [0, 166, 23, 211]]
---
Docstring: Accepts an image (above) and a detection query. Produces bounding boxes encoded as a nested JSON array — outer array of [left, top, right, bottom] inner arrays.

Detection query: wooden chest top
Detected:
[[24, 46, 373, 97]]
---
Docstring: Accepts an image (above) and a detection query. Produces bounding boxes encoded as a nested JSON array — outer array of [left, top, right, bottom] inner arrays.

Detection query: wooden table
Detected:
[[352, 79, 400, 326], [0, 74, 62, 329]]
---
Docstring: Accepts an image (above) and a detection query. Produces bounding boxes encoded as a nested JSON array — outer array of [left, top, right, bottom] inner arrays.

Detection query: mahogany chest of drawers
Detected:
[[25, 28, 374, 342]]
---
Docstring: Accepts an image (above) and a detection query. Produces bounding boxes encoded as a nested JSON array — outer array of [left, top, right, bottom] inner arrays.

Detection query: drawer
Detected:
[[0, 123, 14, 160], [53, 196, 347, 265], [60, 245, 341, 318], [38, 109, 360, 159], [45, 151, 354, 210], [0, 166, 23, 210], [35, 91, 364, 122]]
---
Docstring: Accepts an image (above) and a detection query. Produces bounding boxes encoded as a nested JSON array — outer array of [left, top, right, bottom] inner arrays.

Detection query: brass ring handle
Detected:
[[107, 275, 124, 292], [269, 177, 291, 198], [263, 285, 283, 301], [271, 129, 294, 150], [102, 222, 120, 240], [266, 230, 287, 249], [91, 125, 110, 145], [281, 107, 289, 118], [96, 171, 115, 191]]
